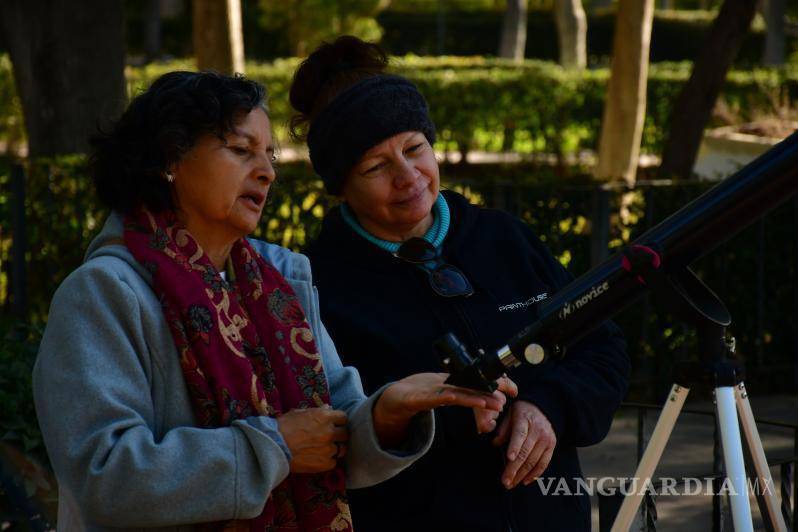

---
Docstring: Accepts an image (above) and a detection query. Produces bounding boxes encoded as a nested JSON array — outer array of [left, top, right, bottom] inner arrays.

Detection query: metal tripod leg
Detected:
[[611, 384, 689, 532], [611, 382, 779, 531], [715, 386, 754, 531], [735, 382, 788, 532]]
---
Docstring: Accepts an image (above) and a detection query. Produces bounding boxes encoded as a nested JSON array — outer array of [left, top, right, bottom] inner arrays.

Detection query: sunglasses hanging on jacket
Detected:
[[395, 237, 474, 298]]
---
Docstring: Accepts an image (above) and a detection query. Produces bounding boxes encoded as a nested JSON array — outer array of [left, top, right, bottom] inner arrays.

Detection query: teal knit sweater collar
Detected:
[[340, 193, 450, 253]]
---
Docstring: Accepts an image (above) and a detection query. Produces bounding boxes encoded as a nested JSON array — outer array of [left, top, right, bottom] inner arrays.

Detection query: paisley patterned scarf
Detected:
[[124, 208, 352, 531]]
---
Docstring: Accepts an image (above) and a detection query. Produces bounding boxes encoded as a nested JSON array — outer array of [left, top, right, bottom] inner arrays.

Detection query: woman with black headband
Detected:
[[291, 36, 631, 531]]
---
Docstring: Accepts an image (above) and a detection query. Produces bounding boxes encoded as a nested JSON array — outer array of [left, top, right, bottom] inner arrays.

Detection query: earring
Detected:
[[165, 172, 175, 183]]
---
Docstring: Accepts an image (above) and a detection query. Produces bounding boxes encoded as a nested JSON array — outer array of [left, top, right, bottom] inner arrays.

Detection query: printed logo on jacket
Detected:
[[498, 292, 548, 312]]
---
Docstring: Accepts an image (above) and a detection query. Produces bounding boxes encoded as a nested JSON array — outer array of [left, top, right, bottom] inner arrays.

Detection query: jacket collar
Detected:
[[307, 190, 480, 271]]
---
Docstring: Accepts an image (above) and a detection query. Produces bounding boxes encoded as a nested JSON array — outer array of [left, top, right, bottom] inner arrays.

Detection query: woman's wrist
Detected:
[[372, 389, 415, 449]]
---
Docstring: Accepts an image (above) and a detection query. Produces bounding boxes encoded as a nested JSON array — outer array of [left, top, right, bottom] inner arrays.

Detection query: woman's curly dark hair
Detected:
[[90, 71, 266, 214]]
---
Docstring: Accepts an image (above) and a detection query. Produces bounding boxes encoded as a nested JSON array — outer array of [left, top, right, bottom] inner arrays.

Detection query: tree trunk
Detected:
[[657, 0, 757, 179], [763, 0, 786, 66], [161, 0, 185, 18], [436, 0, 446, 56], [553, 0, 587, 69], [193, 0, 245, 74], [144, 0, 163, 62], [498, 0, 528, 62], [0, 0, 126, 157], [594, 0, 655, 185]]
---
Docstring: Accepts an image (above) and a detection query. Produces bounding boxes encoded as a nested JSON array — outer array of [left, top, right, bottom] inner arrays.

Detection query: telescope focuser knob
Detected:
[[524, 343, 546, 365]]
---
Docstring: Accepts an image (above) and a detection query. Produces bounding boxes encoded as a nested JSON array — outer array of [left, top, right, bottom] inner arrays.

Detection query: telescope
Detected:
[[436, 130, 798, 532], [437, 130, 798, 392]]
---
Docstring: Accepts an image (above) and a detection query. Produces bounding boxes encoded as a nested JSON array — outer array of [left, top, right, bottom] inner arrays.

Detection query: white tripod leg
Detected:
[[735, 383, 788, 532], [611, 384, 689, 532], [715, 386, 754, 531]]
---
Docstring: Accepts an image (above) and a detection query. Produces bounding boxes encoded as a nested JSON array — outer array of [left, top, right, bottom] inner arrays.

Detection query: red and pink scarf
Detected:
[[124, 209, 352, 531]]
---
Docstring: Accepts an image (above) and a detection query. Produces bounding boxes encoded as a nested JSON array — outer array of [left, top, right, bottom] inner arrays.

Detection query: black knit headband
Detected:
[[307, 75, 437, 195]]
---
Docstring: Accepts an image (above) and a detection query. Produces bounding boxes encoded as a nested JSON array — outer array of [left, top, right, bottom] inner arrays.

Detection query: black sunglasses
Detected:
[[396, 237, 474, 298]]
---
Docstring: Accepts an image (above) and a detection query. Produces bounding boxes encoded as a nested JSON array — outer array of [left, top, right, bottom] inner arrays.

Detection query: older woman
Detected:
[[32, 71, 504, 530], [290, 37, 631, 531]]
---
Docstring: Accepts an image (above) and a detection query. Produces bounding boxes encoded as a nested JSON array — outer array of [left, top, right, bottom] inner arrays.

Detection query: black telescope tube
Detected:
[[641, 129, 798, 270], [507, 130, 798, 362]]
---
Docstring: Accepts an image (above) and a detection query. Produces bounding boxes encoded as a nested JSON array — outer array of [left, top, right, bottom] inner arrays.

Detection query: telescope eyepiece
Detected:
[[434, 333, 501, 393]]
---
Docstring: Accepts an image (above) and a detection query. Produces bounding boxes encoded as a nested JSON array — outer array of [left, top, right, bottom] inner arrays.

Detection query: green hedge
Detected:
[[5, 55, 797, 153], [0, 55, 789, 157], [0, 322, 47, 466], [0, 55, 25, 148]]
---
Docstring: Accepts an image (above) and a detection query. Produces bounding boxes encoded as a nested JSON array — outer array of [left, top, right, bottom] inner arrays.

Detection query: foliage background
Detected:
[[2, 1, 798, 526], [2, 14, 797, 472], [2, 56, 796, 160], [120, 4, 798, 65]]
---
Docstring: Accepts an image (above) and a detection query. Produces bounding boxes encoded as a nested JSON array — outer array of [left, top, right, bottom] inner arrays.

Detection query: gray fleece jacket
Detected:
[[33, 213, 434, 531]]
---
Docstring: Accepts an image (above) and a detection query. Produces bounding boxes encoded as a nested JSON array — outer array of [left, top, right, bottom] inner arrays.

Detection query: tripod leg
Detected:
[[715, 386, 754, 532], [611, 384, 689, 532], [735, 383, 788, 532]]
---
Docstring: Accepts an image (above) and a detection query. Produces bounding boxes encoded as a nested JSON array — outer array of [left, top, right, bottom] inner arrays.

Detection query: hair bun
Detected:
[[318, 35, 387, 78], [289, 36, 388, 138]]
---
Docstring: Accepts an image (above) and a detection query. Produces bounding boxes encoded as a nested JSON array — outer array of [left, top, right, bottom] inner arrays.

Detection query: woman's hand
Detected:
[[492, 400, 556, 489], [277, 406, 349, 473], [373, 372, 505, 448], [473, 375, 519, 434]]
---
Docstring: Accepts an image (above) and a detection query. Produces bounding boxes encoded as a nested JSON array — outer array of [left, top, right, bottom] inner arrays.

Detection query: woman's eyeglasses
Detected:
[[395, 237, 474, 298]]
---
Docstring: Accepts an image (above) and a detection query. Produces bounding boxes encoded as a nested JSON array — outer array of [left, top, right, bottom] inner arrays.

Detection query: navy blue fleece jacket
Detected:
[[306, 190, 630, 532]]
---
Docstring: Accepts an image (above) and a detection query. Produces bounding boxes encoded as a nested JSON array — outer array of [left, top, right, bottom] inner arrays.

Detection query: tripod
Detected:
[[611, 270, 788, 532]]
